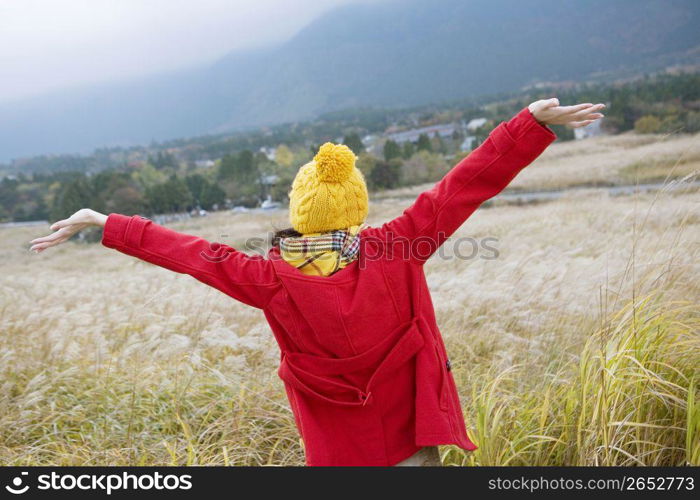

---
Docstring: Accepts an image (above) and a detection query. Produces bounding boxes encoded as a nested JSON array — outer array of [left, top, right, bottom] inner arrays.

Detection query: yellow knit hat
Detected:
[[289, 142, 368, 234]]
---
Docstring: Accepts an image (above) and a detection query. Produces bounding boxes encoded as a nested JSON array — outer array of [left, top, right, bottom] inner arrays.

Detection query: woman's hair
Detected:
[[270, 227, 301, 247]]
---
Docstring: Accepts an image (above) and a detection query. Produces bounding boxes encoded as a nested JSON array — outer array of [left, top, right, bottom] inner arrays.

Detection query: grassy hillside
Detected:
[[1, 131, 698, 465]]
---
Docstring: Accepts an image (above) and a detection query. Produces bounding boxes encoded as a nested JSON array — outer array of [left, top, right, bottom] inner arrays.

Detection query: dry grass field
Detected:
[[1, 131, 699, 466]]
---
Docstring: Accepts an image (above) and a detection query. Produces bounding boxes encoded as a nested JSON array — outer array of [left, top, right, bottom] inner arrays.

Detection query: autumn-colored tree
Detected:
[[634, 115, 661, 134], [275, 144, 294, 168]]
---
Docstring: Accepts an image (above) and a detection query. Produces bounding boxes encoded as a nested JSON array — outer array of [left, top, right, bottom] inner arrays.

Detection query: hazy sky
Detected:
[[0, 0, 368, 103]]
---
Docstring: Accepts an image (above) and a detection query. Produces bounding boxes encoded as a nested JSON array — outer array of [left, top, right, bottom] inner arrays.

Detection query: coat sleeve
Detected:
[[101, 214, 280, 309], [365, 107, 556, 262]]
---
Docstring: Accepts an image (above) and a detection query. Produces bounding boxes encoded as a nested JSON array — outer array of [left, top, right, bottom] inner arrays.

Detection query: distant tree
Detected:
[[255, 151, 274, 172], [146, 176, 193, 214], [634, 115, 662, 134], [185, 174, 208, 203], [186, 173, 225, 209], [218, 150, 260, 205], [106, 186, 146, 215], [343, 133, 365, 153], [51, 177, 93, 220], [89, 171, 133, 213], [13, 197, 48, 222], [402, 141, 415, 159], [383, 140, 401, 162], [369, 159, 402, 189], [218, 154, 236, 180], [0, 178, 20, 215], [432, 133, 447, 154], [401, 150, 450, 185], [473, 122, 494, 143], [453, 150, 470, 163], [132, 163, 168, 190], [275, 144, 294, 168], [218, 150, 258, 183], [150, 151, 177, 170], [355, 153, 377, 181], [167, 176, 193, 212], [416, 134, 432, 152], [91, 171, 128, 196], [144, 184, 168, 214], [659, 115, 683, 134], [199, 182, 226, 210], [685, 111, 700, 133]]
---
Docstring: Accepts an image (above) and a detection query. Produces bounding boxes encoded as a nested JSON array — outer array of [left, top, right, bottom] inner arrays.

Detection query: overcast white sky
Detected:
[[0, 0, 368, 103]]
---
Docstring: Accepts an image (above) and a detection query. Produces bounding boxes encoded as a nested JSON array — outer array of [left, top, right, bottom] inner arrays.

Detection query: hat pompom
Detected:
[[313, 142, 356, 183]]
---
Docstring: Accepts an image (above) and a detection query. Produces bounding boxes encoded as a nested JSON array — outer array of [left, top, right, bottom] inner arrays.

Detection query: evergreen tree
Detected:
[[217, 149, 260, 205], [185, 174, 207, 204], [218, 154, 237, 180], [51, 177, 93, 220], [145, 176, 193, 214], [166, 176, 193, 212], [383, 140, 401, 162], [369, 159, 402, 189], [200, 182, 226, 210], [218, 150, 258, 183], [416, 134, 432, 152], [343, 133, 365, 153], [151, 151, 177, 169], [237, 150, 256, 181]]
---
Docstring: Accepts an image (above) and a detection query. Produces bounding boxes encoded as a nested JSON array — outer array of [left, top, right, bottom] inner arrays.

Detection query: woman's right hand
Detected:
[[29, 208, 107, 253], [528, 98, 605, 128]]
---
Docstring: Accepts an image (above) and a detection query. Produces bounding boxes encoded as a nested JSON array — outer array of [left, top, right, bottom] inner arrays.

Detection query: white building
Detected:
[[466, 117, 488, 132], [259, 146, 277, 161], [386, 123, 461, 144], [194, 159, 215, 168]]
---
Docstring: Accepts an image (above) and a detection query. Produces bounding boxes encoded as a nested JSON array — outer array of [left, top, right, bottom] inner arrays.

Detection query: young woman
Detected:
[[31, 99, 604, 466]]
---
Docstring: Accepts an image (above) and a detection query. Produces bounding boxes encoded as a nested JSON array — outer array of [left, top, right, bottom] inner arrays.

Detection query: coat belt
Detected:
[[278, 318, 426, 407]]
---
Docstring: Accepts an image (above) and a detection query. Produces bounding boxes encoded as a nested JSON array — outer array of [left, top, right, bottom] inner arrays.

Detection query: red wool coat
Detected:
[[102, 107, 556, 466]]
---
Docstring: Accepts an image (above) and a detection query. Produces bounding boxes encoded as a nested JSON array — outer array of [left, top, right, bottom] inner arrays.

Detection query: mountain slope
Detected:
[[1, 0, 699, 161]]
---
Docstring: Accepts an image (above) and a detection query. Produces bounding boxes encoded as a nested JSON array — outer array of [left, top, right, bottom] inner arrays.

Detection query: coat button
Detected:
[[446, 359, 451, 371], [360, 392, 372, 406]]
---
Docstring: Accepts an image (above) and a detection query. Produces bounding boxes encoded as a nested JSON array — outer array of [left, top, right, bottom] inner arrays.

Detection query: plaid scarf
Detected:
[[280, 224, 365, 276]]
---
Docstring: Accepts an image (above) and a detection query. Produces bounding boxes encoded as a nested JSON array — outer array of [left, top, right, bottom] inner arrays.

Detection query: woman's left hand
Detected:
[[528, 98, 605, 128]]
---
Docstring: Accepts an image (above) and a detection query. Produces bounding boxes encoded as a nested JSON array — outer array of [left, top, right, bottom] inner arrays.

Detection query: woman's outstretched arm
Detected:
[[30, 209, 280, 309], [364, 99, 605, 263]]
